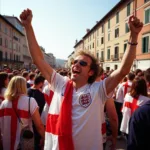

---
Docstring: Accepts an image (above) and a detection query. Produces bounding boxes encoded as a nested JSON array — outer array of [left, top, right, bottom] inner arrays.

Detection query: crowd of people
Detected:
[[0, 8, 149, 150]]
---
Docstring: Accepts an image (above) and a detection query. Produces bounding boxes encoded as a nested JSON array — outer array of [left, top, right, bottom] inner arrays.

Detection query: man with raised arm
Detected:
[[20, 9, 143, 150]]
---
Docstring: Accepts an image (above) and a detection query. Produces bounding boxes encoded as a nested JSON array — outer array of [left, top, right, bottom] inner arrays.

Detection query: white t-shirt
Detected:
[[115, 80, 132, 103], [41, 84, 51, 125], [44, 70, 113, 150], [0, 95, 38, 150]]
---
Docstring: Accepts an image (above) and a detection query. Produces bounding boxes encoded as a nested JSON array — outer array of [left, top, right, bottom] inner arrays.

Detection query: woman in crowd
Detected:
[[0, 76, 45, 150], [0, 72, 9, 104], [120, 77, 149, 138]]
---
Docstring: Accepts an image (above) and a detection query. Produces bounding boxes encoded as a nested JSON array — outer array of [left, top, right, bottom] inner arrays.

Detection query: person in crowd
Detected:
[[27, 73, 35, 87], [27, 75, 46, 150], [20, 9, 143, 150], [115, 72, 135, 138], [120, 77, 149, 138], [22, 71, 31, 88], [0, 72, 9, 104], [8, 73, 14, 81], [0, 76, 45, 150], [144, 68, 150, 97], [127, 100, 150, 150]]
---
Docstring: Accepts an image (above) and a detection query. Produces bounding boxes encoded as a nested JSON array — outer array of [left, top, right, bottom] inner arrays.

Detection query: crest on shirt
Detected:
[[79, 93, 92, 108]]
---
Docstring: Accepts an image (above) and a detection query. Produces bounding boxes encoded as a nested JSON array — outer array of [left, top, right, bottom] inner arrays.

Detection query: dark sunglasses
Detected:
[[72, 60, 89, 67]]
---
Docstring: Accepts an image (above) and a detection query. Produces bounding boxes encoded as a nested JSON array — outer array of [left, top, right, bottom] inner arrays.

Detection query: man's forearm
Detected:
[[119, 35, 138, 75], [25, 24, 44, 64]]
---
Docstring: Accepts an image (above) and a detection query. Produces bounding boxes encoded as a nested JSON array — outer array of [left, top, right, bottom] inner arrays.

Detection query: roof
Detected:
[[0, 14, 24, 36], [3, 15, 23, 25], [74, 40, 83, 48], [82, 0, 127, 39]]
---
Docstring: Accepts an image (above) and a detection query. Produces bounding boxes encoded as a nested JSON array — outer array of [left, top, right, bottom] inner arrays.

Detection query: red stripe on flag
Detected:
[[46, 114, 60, 135], [0, 100, 29, 150]]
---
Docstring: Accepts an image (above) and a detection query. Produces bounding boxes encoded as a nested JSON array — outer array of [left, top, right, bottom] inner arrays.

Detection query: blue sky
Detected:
[[0, 0, 120, 59]]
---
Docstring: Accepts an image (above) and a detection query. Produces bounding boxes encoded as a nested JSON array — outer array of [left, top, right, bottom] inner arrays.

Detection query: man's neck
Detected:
[[73, 81, 88, 91]]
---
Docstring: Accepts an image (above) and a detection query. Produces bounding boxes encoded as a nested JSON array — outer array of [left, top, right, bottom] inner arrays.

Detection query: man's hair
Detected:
[[130, 77, 147, 98], [22, 71, 29, 78], [75, 50, 99, 84], [128, 72, 135, 81], [144, 68, 150, 83], [135, 69, 142, 75], [29, 73, 35, 80], [34, 75, 45, 85]]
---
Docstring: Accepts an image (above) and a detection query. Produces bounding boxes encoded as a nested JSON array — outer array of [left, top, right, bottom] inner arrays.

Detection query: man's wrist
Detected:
[[129, 34, 138, 43], [24, 24, 32, 30]]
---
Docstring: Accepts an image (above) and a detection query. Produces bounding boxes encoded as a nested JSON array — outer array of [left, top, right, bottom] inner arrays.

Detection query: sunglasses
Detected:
[[72, 60, 89, 67]]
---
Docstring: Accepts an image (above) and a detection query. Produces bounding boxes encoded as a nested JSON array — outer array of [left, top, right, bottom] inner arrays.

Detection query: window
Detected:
[[124, 43, 127, 53], [97, 52, 99, 59], [125, 23, 130, 33], [107, 49, 110, 60], [13, 43, 16, 50], [102, 25, 104, 33], [116, 12, 119, 23], [114, 65, 118, 70], [145, 8, 150, 24], [101, 51, 104, 60], [114, 47, 119, 59], [9, 41, 12, 49], [145, 0, 150, 3], [0, 37, 2, 46], [115, 28, 119, 38], [108, 33, 110, 41], [101, 37, 104, 44], [108, 19, 110, 29], [4, 26, 8, 34], [5, 39, 8, 48], [93, 43, 94, 48], [142, 36, 149, 53], [127, 3, 131, 16]]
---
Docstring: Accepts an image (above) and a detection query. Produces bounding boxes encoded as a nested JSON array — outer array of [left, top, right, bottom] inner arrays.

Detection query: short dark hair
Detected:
[[76, 50, 99, 84], [29, 73, 35, 80], [144, 68, 150, 83], [0, 72, 8, 93], [22, 71, 29, 78], [130, 77, 148, 98], [135, 69, 142, 75], [34, 75, 45, 85], [128, 72, 135, 81]]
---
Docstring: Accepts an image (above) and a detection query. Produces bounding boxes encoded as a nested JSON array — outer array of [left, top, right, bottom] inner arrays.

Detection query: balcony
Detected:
[[111, 54, 119, 61], [100, 57, 104, 62]]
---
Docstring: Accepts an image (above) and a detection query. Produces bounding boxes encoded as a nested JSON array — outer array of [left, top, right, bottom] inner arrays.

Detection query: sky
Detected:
[[0, 0, 120, 60]]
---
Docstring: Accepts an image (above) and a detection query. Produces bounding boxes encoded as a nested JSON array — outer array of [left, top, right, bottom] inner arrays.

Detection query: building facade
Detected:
[[40, 46, 56, 68], [0, 15, 25, 69], [70, 0, 150, 71]]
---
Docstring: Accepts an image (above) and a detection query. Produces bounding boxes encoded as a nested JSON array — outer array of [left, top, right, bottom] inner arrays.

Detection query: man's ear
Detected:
[[88, 70, 94, 76]]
